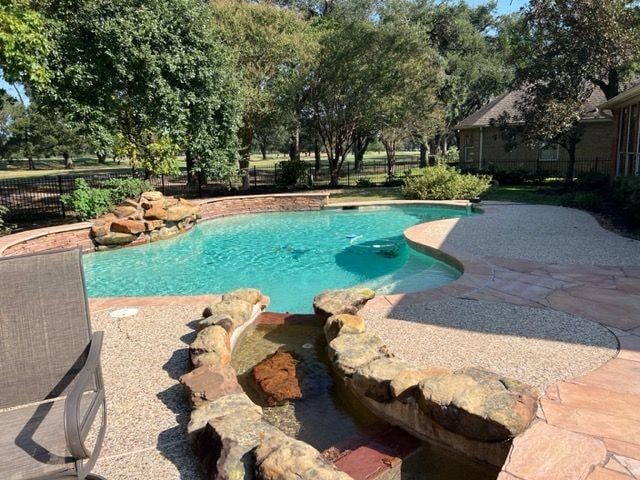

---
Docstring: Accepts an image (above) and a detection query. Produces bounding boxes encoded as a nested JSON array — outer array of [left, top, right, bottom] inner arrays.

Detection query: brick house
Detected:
[[454, 88, 613, 172], [599, 82, 640, 176]]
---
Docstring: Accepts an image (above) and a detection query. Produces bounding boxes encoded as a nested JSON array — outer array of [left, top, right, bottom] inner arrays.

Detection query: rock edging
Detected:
[[179, 288, 352, 480], [314, 287, 539, 468], [91, 191, 200, 250]]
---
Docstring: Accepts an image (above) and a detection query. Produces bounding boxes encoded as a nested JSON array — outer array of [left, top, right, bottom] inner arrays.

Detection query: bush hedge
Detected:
[[62, 177, 156, 220], [403, 164, 491, 200]]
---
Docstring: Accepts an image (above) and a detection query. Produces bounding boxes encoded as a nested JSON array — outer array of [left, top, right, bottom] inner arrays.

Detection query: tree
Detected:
[[501, 0, 640, 186], [0, 98, 86, 168], [0, 0, 50, 85], [514, 0, 640, 101], [389, 0, 512, 153], [209, 0, 313, 167], [35, 0, 240, 181]]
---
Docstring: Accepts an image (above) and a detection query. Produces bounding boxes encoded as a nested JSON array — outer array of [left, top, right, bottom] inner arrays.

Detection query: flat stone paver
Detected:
[[501, 422, 607, 480]]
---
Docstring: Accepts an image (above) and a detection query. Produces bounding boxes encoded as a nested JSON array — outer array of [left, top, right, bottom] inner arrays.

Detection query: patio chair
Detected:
[[0, 248, 107, 480]]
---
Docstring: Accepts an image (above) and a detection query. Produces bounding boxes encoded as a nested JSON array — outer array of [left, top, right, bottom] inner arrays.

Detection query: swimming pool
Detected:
[[83, 205, 469, 312]]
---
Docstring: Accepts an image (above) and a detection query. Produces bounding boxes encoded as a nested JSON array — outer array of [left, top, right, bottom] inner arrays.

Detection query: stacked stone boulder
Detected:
[[90, 191, 200, 250], [178, 288, 352, 480], [314, 287, 539, 468]]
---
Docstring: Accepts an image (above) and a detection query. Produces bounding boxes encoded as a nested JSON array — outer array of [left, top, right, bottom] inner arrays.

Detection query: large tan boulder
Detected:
[[324, 314, 365, 342], [416, 367, 538, 442], [197, 413, 280, 480], [203, 298, 253, 327], [222, 288, 263, 306], [141, 190, 163, 201], [197, 312, 234, 333], [93, 232, 137, 246], [179, 363, 243, 408], [110, 219, 146, 235], [187, 393, 261, 436], [255, 432, 352, 480], [350, 357, 409, 402], [313, 288, 375, 319], [189, 325, 231, 368], [328, 332, 390, 376], [389, 367, 452, 399], [143, 206, 168, 220]]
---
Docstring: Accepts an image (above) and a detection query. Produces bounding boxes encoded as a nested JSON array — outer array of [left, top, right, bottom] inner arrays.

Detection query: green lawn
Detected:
[[250, 150, 418, 169], [327, 187, 404, 203], [328, 184, 567, 206], [0, 157, 134, 180]]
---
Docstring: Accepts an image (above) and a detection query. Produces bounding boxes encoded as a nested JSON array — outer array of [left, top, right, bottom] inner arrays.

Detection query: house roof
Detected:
[[455, 88, 612, 130], [599, 82, 640, 109]]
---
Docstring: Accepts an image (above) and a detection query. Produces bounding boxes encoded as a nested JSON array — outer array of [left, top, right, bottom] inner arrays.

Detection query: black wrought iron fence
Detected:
[[0, 156, 612, 222]]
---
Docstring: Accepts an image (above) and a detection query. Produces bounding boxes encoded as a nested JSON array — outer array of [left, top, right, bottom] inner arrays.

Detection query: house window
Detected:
[[463, 135, 474, 162], [538, 143, 559, 161]]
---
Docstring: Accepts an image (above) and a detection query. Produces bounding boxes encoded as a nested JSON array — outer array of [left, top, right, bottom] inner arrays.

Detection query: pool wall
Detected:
[[0, 192, 329, 257]]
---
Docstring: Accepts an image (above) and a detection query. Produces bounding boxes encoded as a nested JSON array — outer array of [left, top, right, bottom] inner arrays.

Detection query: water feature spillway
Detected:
[[232, 317, 500, 480]]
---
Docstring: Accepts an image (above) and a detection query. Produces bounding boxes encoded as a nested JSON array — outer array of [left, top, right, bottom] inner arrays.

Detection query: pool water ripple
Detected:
[[84, 205, 468, 312]]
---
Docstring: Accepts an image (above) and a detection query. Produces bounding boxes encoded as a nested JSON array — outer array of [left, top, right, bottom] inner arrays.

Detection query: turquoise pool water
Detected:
[[84, 205, 469, 312]]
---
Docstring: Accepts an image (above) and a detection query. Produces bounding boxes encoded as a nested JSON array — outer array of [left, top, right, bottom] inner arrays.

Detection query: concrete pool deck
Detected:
[[7, 199, 638, 479]]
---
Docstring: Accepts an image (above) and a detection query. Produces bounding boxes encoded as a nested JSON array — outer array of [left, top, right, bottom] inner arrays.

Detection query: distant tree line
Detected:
[[1, 0, 639, 186]]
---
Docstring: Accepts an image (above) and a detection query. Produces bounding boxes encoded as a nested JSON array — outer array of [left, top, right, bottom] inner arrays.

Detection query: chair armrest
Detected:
[[64, 331, 107, 460]]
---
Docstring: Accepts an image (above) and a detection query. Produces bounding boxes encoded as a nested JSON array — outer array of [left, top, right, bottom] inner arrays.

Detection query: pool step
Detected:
[[329, 427, 421, 480]]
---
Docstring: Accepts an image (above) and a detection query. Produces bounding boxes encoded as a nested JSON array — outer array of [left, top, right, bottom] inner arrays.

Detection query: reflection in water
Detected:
[[233, 322, 500, 479]]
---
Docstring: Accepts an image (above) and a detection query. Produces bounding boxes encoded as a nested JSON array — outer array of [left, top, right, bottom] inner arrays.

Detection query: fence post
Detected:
[[253, 165, 257, 188], [57, 175, 66, 217]]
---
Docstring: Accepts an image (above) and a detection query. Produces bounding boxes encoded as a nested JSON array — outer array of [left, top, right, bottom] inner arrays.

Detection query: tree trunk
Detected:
[[27, 156, 35, 170], [185, 149, 196, 185], [259, 143, 267, 160], [63, 151, 73, 169], [96, 151, 107, 164], [238, 125, 253, 169], [383, 140, 396, 180], [564, 145, 576, 188], [329, 146, 342, 188], [419, 143, 428, 168], [353, 136, 369, 173], [314, 139, 321, 172]]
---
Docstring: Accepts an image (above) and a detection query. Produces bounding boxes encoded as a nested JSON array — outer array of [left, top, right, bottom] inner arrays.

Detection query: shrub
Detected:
[[277, 159, 308, 186], [434, 146, 459, 165], [612, 176, 640, 225], [0, 205, 11, 235], [573, 191, 603, 211], [101, 178, 155, 203], [356, 178, 374, 187], [576, 172, 610, 193], [402, 164, 492, 200], [62, 178, 113, 220]]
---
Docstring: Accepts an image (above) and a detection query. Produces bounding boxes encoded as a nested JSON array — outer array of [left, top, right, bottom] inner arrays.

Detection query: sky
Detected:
[[1, 0, 528, 102], [468, 0, 528, 14]]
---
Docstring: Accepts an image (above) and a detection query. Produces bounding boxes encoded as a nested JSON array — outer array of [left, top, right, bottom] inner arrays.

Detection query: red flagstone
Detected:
[[541, 398, 640, 444], [555, 382, 640, 422], [502, 422, 607, 480], [587, 467, 632, 480], [604, 439, 640, 461], [571, 359, 640, 396]]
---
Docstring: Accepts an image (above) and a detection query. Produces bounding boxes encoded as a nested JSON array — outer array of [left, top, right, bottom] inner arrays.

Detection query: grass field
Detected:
[[327, 185, 567, 206], [0, 150, 420, 180]]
